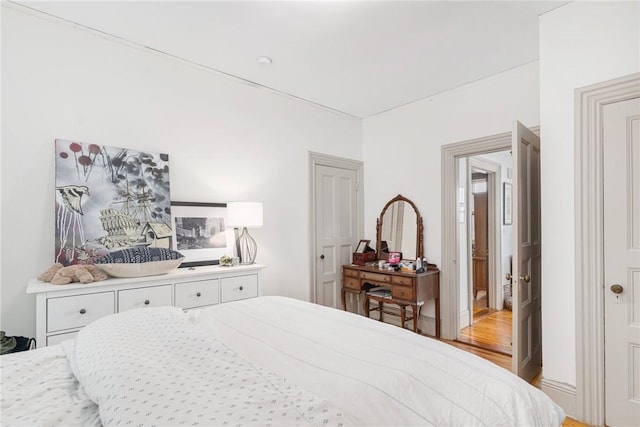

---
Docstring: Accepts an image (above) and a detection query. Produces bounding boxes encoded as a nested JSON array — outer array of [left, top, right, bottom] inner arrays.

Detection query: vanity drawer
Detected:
[[392, 285, 415, 300], [360, 272, 391, 283], [47, 292, 115, 333], [344, 268, 359, 278], [118, 284, 172, 312], [221, 274, 258, 303], [175, 279, 219, 309], [392, 275, 414, 286], [343, 277, 361, 290]]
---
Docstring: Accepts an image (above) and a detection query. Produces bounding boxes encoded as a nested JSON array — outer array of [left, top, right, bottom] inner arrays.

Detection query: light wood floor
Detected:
[[459, 308, 513, 355]]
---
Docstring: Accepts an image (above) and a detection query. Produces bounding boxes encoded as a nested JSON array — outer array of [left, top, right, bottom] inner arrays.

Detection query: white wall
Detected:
[[363, 61, 539, 318], [0, 5, 362, 338], [539, 0, 640, 387]]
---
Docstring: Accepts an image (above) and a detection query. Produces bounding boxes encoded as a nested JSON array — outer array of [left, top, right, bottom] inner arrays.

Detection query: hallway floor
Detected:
[[459, 307, 513, 355]]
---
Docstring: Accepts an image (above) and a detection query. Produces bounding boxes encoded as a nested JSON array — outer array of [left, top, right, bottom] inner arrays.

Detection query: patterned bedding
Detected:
[[0, 297, 564, 426]]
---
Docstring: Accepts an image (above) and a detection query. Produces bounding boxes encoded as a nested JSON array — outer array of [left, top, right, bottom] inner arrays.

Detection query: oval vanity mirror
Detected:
[[376, 194, 423, 260]]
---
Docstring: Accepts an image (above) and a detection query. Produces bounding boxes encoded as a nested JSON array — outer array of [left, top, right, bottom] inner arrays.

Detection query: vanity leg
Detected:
[[412, 304, 418, 333], [363, 295, 370, 318], [341, 289, 347, 311]]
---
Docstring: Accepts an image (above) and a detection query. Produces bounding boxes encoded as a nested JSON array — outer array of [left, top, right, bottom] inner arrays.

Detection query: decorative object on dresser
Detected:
[[38, 263, 108, 285], [352, 239, 376, 265], [342, 194, 440, 336], [226, 202, 263, 265], [54, 139, 172, 266], [27, 264, 266, 347], [170, 201, 235, 267], [94, 247, 184, 277]]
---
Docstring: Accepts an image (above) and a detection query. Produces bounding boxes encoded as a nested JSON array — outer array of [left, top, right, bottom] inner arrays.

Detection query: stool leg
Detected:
[[379, 301, 384, 322], [363, 296, 370, 318], [400, 305, 406, 329], [412, 305, 418, 333]]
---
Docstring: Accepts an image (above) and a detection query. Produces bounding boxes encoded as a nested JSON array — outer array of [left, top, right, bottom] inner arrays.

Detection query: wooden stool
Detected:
[[363, 293, 423, 333]]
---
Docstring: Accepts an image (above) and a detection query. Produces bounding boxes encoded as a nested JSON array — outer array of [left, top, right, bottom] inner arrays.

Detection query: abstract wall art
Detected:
[[55, 139, 172, 265]]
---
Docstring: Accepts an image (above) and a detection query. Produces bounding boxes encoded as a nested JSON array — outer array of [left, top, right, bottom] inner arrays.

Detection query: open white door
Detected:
[[511, 121, 542, 382]]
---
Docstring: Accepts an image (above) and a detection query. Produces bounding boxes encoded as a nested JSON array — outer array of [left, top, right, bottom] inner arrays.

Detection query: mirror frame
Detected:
[[375, 194, 424, 260]]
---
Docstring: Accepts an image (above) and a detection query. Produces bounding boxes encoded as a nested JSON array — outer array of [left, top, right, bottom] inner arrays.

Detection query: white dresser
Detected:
[[26, 264, 266, 347]]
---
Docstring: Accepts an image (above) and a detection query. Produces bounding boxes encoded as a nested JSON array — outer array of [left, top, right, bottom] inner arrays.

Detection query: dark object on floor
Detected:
[[0, 331, 36, 354]]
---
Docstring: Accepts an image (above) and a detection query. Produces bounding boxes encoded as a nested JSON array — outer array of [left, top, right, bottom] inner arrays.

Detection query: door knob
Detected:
[[320, 254, 325, 260], [506, 273, 512, 281], [610, 284, 624, 294], [520, 274, 531, 283]]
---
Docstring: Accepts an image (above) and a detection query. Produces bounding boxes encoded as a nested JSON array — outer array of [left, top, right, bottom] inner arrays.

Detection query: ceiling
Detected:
[[17, 1, 566, 118]]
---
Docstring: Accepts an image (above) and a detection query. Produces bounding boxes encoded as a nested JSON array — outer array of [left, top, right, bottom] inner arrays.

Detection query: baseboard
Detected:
[[540, 378, 577, 419], [460, 310, 470, 328]]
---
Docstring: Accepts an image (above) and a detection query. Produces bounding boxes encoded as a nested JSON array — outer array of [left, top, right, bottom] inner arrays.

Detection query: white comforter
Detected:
[[61, 305, 354, 426], [0, 345, 100, 427], [195, 296, 564, 427], [1, 296, 563, 426]]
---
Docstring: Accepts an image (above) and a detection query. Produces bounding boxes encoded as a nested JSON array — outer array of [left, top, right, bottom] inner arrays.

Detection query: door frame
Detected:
[[573, 72, 640, 425], [308, 152, 364, 304], [468, 157, 502, 312], [441, 127, 539, 340]]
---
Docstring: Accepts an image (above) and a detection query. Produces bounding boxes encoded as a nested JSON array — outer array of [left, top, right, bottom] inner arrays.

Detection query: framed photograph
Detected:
[[355, 239, 370, 253], [503, 182, 513, 225], [170, 201, 235, 267]]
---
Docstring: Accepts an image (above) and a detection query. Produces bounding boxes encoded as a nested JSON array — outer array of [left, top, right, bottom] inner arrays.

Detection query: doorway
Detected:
[[457, 152, 512, 355], [441, 124, 541, 380], [573, 73, 640, 426], [309, 152, 364, 310]]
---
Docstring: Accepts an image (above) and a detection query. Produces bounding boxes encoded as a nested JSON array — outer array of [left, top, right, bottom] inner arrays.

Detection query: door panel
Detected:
[[512, 121, 542, 382], [315, 165, 358, 308], [604, 97, 640, 426]]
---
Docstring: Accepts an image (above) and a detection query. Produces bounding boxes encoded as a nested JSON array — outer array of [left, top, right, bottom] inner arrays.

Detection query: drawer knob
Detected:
[[144, 300, 150, 305], [196, 292, 201, 297], [79, 308, 86, 315], [239, 286, 243, 291]]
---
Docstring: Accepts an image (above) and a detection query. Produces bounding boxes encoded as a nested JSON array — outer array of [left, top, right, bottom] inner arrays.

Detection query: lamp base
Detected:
[[235, 227, 257, 265]]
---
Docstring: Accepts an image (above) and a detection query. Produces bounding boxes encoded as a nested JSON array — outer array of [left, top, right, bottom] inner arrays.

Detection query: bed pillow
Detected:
[[95, 247, 184, 278]]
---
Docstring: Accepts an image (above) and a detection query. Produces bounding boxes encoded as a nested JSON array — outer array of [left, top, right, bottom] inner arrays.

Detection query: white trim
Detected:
[[540, 378, 577, 419], [308, 152, 364, 304], [440, 127, 538, 340], [574, 72, 640, 426]]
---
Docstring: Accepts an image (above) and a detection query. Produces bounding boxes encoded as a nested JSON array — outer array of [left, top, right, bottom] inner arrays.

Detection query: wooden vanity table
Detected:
[[342, 264, 440, 337], [341, 194, 441, 337]]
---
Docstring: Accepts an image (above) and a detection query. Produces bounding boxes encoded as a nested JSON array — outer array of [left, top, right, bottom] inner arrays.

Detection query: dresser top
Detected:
[[343, 263, 439, 277], [27, 264, 267, 294]]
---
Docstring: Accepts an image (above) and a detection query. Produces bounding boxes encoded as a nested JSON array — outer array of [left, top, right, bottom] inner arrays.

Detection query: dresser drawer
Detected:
[[360, 272, 391, 283], [175, 279, 219, 309], [47, 292, 115, 333], [221, 275, 258, 303], [392, 285, 415, 300], [343, 277, 361, 290], [47, 331, 78, 346], [118, 284, 172, 312], [392, 275, 414, 286], [344, 268, 359, 278]]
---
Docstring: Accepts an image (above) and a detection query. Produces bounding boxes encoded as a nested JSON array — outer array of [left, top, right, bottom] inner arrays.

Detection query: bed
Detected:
[[1, 296, 563, 426]]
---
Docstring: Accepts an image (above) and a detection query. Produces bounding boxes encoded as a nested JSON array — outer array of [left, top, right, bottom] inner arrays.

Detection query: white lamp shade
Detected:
[[226, 202, 263, 228]]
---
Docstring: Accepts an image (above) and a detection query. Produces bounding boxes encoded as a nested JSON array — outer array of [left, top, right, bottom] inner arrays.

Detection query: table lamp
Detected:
[[226, 202, 263, 265]]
